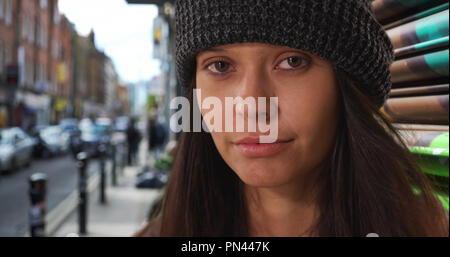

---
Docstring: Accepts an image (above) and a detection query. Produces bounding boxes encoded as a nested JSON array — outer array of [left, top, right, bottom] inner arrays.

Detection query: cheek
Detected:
[[280, 72, 341, 170]]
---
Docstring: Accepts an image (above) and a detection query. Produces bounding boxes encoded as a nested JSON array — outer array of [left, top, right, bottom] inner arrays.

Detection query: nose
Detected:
[[235, 67, 275, 123]]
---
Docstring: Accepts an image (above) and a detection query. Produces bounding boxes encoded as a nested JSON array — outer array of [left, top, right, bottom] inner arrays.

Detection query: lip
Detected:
[[234, 137, 294, 157]]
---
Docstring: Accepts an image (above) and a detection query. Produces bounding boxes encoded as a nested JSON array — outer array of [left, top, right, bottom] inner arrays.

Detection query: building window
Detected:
[[44, 28, 48, 49], [21, 58, 26, 87], [28, 61, 34, 86], [41, 27, 46, 49], [22, 15, 34, 43], [21, 15, 27, 40], [35, 64, 40, 83], [42, 64, 47, 82], [29, 17, 35, 43], [0, 41, 3, 76], [5, 0, 11, 26], [37, 19, 41, 47], [21, 16, 25, 39], [37, 18, 48, 50], [40, 0, 47, 9], [54, 4, 60, 25], [25, 61, 29, 86], [0, 0, 4, 21], [23, 58, 34, 87], [52, 40, 59, 59], [5, 45, 10, 65]]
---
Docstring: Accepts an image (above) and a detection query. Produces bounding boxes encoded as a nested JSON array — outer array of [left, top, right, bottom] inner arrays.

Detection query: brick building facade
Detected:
[[0, 0, 75, 128], [0, 0, 16, 127], [1, 0, 123, 128]]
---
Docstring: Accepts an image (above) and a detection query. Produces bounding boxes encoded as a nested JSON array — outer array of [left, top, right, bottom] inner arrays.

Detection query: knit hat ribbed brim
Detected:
[[175, 0, 394, 108]]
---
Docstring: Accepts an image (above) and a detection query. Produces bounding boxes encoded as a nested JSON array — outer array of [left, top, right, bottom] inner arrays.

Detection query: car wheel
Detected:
[[42, 149, 51, 158], [25, 157, 32, 167], [11, 157, 20, 172]]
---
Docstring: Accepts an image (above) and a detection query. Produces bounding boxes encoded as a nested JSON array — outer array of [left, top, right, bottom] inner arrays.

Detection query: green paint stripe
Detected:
[[414, 36, 449, 50], [437, 192, 449, 211], [409, 146, 449, 157], [424, 49, 450, 76], [416, 10, 449, 43], [414, 3, 450, 20], [430, 132, 450, 149], [417, 159, 449, 177], [383, 3, 449, 30], [410, 135, 449, 178]]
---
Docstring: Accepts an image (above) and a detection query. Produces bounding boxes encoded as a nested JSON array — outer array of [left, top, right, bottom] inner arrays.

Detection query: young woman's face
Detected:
[[195, 43, 341, 188]]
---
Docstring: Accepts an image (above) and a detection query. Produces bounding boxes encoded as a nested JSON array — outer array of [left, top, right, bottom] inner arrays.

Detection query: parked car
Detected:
[[60, 118, 79, 133], [32, 126, 71, 158], [0, 127, 35, 173], [113, 116, 130, 133], [77, 118, 111, 158], [60, 118, 81, 144], [95, 117, 113, 136], [60, 118, 81, 156]]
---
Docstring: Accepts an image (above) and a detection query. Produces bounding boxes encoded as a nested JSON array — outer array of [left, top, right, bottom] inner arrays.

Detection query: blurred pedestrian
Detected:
[[126, 117, 141, 166], [147, 104, 167, 160]]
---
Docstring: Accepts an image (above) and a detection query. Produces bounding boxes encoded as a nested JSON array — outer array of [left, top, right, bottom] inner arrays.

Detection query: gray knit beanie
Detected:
[[175, 0, 395, 108]]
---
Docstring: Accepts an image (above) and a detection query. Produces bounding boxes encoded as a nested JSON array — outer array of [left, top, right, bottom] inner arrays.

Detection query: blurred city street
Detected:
[[51, 141, 162, 237], [52, 168, 161, 237], [0, 138, 163, 237], [0, 0, 173, 238], [0, 154, 100, 236]]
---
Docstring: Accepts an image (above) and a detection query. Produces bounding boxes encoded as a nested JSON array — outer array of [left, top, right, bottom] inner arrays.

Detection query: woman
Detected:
[[137, 0, 448, 237]]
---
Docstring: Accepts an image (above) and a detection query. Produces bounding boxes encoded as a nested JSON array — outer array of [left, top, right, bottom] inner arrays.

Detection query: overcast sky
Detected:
[[59, 0, 161, 83]]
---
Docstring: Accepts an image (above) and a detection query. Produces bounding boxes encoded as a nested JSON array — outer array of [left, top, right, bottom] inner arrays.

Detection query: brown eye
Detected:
[[208, 61, 231, 73], [287, 57, 302, 67], [277, 56, 309, 70]]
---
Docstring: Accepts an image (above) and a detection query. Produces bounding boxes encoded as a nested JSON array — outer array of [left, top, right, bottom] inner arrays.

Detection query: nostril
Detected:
[[257, 97, 279, 122]]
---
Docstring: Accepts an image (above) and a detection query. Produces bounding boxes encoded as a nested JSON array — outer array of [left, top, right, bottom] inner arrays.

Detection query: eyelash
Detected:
[[276, 56, 311, 71], [203, 55, 311, 76], [203, 58, 231, 76]]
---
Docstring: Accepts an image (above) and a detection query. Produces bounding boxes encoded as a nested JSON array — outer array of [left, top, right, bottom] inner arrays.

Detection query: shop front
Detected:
[[15, 92, 51, 131]]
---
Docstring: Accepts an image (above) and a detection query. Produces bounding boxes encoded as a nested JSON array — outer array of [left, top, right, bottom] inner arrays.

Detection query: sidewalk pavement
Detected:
[[51, 142, 163, 237]]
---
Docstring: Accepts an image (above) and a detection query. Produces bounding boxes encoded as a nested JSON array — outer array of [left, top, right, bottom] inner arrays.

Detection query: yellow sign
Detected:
[[154, 28, 162, 44], [55, 98, 68, 112], [57, 62, 66, 84]]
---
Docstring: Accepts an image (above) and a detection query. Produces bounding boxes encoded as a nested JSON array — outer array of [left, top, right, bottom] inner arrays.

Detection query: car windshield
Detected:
[[81, 124, 107, 136], [0, 130, 14, 145], [60, 119, 77, 131], [40, 127, 61, 139], [96, 124, 110, 133], [61, 123, 76, 131], [115, 117, 128, 124]]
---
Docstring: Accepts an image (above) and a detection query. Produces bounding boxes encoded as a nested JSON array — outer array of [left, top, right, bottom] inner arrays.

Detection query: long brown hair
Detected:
[[139, 66, 448, 237]]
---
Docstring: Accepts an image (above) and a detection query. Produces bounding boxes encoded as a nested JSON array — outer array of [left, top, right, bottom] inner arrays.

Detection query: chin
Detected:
[[230, 161, 294, 188]]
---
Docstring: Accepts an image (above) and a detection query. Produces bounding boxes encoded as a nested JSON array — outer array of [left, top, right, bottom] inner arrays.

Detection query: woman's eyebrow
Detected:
[[197, 47, 227, 59]]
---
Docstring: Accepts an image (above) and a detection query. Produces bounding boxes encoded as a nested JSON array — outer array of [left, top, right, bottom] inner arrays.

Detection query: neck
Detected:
[[244, 164, 325, 237]]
